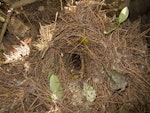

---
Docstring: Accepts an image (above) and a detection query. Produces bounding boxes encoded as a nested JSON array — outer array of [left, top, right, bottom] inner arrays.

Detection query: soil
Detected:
[[0, 0, 150, 113]]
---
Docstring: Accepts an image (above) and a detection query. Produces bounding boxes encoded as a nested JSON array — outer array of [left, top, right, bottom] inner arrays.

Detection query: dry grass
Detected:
[[0, 0, 149, 113]]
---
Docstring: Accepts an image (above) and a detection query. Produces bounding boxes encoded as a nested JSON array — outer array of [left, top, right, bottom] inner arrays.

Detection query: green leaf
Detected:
[[83, 82, 96, 102], [104, 6, 129, 35], [81, 37, 89, 45], [118, 6, 129, 24], [49, 73, 64, 100]]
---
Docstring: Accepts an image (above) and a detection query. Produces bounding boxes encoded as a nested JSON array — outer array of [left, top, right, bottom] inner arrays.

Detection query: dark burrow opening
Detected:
[[67, 53, 82, 74]]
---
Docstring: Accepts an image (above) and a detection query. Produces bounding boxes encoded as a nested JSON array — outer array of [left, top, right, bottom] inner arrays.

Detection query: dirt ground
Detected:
[[0, 0, 150, 113]]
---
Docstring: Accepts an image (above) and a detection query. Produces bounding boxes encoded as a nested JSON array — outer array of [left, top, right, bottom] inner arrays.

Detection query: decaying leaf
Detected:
[[83, 82, 96, 102], [68, 80, 85, 106], [119, 103, 135, 113], [8, 16, 30, 38], [107, 70, 127, 91]]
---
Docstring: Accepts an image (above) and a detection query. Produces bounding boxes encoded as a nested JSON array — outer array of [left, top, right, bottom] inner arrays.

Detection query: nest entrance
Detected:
[[67, 53, 82, 72], [62, 51, 85, 80]]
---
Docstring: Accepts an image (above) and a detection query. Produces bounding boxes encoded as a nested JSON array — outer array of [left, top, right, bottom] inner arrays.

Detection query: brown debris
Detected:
[[0, 0, 149, 113]]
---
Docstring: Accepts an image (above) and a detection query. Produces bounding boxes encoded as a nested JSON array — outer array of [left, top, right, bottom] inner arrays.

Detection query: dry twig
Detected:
[[0, 0, 41, 49]]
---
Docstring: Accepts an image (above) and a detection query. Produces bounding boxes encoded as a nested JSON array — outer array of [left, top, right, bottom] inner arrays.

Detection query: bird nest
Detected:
[[28, 2, 149, 113]]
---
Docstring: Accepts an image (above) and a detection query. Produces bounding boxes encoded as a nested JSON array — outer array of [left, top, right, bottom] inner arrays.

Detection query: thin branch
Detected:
[[0, 8, 13, 48], [0, 0, 41, 49], [11, 0, 40, 9]]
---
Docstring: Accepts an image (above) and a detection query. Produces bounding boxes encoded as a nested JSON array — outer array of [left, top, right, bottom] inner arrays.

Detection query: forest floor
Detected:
[[0, 0, 150, 113]]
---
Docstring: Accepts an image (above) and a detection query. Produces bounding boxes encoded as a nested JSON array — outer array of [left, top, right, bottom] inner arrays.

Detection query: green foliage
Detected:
[[104, 6, 129, 35], [118, 7, 129, 24], [48, 73, 64, 100]]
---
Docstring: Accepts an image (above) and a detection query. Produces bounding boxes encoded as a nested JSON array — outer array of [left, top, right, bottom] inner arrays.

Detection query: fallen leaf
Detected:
[[49, 73, 64, 100], [83, 82, 96, 102], [81, 37, 89, 45], [118, 6, 129, 24]]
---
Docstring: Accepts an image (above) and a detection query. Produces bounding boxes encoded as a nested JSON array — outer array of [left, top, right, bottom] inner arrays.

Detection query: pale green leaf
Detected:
[[49, 73, 64, 100], [81, 37, 89, 45], [83, 82, 96, 102], [119, 7, 129, 24]]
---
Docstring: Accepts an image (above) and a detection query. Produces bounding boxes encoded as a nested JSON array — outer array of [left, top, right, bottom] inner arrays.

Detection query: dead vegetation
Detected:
[[0, 0, 150, 113]]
